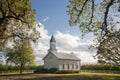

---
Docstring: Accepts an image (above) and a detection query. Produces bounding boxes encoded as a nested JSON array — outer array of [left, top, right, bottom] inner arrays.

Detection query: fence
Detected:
[[0, 70, 120, 75], [80, 70, 120, 74], [0, 70, 33, 75]]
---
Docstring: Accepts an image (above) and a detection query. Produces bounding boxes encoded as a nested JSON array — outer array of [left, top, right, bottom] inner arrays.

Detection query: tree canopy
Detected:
[[97, 30, 120, 65], [6, 40, 35, 74], [0, 0, 41, 49], [67, 0, 120, 65]]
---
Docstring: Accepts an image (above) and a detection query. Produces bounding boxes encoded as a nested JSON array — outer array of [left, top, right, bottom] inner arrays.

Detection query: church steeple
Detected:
[[50, 35, 56, 43], [48, 35, 57, 53]]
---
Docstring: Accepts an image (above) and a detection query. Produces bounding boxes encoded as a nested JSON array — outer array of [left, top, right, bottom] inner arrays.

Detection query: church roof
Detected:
[[53, 53, 80, 60], [50, 35, 56, 42]]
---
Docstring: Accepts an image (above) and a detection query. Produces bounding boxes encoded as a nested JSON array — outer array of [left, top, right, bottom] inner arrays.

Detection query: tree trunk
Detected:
[[20, 64, 23, 74]]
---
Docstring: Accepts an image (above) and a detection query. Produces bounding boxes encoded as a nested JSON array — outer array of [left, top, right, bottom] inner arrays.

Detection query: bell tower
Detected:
[[48, 35, 57, 53]]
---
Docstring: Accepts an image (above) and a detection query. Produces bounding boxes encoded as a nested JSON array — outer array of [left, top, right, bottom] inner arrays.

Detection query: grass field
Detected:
[[68, 72, 120, 80], [0, 72, 120, 80]]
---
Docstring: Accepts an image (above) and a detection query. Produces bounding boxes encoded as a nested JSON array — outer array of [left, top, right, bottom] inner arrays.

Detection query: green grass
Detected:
[[61, 72, 120, 80], [0, 71, 33, 75], [0, 72, 120, 80]]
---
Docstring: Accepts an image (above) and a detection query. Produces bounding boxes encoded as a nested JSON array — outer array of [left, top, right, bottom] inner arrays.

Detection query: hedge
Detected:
[[0, 65, 44, 71], [81, 64, 120, 71]]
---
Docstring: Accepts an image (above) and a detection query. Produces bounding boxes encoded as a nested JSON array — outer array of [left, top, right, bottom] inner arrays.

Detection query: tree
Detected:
[[6, 40, 35, 74], [97, 30, 120, 65], [0, 0, 40, 49], [67, 0, 120, 65]]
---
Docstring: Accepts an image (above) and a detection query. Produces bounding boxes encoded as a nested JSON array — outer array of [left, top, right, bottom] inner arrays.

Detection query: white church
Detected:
[[43, 36, 80, 71]]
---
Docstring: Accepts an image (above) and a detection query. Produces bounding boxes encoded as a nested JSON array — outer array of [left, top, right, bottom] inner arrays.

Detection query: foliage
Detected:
[[6, 40, 35, 74], [34, 67, 58, 73], [67, 0, 120, 35], [33, 67, 79, 74], [24, 65, 44, 70], [48, 68, 58, 73], [34, 68, 48, 73], [0, 65, 44, 72], [0, 65, 8, 71], [0, 0, 41, 49], [81, 64, 120, 71], [97, 30, 120, 65], [67, 0, 120, 65], [55, 70, 79, 74]]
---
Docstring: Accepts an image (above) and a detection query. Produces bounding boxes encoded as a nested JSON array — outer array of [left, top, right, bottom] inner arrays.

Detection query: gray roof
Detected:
[[53, 53, 80, 60]]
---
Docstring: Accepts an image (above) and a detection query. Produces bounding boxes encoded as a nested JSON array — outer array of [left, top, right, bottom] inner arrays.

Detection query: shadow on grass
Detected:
[[10, 75, 120, 80], [0, 73, 33, 77], [0, 72, 120, 80], [16, 76, 101, 80]]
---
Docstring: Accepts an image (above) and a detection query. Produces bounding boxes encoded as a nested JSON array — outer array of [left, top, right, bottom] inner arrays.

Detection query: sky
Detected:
[[30, 0, 97, 65], [30, 0, 82, 35]]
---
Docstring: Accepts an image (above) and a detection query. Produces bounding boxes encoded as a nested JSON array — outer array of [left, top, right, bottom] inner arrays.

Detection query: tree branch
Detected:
[[89, 0, 94, 25], [0, 4, 5, 25], [100, 0, 114, 41], [74, 0, 89, 23], [6, 0, 26, 22], [85, 0, 94, 31]]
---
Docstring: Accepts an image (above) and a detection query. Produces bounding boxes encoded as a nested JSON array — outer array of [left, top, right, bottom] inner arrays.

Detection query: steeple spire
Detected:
[[48, 35, 57, 53], [50, 35, 56, 42]]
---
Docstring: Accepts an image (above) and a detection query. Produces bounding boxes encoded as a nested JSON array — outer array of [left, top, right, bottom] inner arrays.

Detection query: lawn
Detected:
[[0, 72, 120, 80], [67, 72, 120, 80]]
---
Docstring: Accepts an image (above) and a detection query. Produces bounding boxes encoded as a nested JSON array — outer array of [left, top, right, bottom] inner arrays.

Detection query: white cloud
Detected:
[[55, 31, 79, 49], [34, 22, 97, 65], [42, 17, 49, 22], [54, 31, 97, 64], [32, 22, 50, 65]]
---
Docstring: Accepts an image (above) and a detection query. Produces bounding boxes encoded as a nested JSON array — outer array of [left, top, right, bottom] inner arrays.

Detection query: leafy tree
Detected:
[[0, 0, 40, 49], [67, 0, 120, 65], [97, 30, 120, 65], [6, 40, 35, 74]]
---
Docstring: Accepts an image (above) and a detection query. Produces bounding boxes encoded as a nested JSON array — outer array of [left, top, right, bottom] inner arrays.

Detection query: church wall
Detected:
[[44, 53, 59, 69], [59, 59, 80, 71]]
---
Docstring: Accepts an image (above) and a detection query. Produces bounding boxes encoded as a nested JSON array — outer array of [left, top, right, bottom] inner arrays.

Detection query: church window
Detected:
[[62, 64, 65, 69], [72, 64, 74, 69], [67, 64, 69, 69], [76, 64, 78, 69]]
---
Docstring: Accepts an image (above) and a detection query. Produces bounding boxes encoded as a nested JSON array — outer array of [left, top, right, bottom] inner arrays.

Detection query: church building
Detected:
[[43, 35, 80, 71]]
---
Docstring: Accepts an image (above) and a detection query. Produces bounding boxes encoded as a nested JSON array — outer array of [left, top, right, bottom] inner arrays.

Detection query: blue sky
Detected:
[[30, 0, 82, 36]]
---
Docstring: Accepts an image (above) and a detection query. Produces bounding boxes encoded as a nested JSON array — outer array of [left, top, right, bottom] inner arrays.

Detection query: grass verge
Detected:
[[0, 72, 120, 80]]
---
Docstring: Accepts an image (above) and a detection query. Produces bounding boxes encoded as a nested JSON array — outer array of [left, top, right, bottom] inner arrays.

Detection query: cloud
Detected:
[[55, 31, 94, 52], [54, 31, 97, 64], [55, 31, 79, 49], [34, 22, 97, 65], [42, 17, 49, 22], [32, 22, 50, 65]]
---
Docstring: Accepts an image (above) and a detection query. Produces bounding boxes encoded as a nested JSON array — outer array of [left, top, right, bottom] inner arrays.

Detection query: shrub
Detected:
[[34, 67, 58, 73], [0, 66, 8, 71], [56, 70, 79, 74], [34, 68, 48, 73], [33, 66, 48, 73], [48, 68, 58, 73], [81, 64, 120, 71]]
